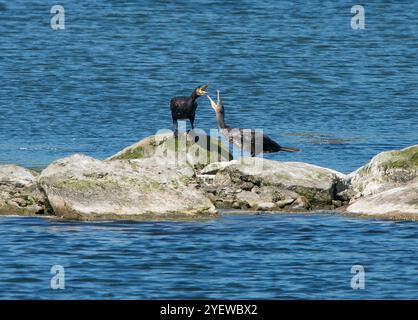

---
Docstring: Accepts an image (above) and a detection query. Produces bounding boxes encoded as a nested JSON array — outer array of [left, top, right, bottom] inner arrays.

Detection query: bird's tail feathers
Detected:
[[280, 146, 300, 153]]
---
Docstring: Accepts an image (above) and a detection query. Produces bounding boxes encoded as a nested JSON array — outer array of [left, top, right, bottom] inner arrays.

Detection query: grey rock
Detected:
[[38, 154, 217, 220], [276, 198, 296, 208], [347, 145, 418, 219], [106, 132, 232, 169], [291, 196, 311, 210], [201, 157, 349, 210], [350, 145, 418, 197], [0, 165, 46, 215], [256, 202, 277, 211], [346, 182, 418, 218]]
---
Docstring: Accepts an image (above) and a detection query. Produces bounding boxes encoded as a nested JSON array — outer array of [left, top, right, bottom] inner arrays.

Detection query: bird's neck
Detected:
[[190, 92, 199, 102], [216, 112, 227, 129]]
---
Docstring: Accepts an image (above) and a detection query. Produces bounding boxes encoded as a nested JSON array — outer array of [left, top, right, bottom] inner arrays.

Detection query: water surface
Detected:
[[0, 0, 417, 299], [0, 213, 417, 299], [0, 0, 417, 172]]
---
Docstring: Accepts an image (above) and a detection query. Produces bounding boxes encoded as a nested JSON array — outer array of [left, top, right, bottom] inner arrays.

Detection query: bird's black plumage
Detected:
[[170, 84, 209, 135]]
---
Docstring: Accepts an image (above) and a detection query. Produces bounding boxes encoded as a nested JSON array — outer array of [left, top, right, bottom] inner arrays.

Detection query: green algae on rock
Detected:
[[349, 145, 418, 197], [106, 132, 232, 169], [1, 140, 417, 221], [346, 145, 418, 219], [38, 154, 217, 220]]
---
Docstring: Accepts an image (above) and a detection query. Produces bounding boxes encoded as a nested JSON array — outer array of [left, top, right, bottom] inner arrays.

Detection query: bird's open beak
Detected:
[[199, 83, 209, 95], [206, 94, 218, 111]]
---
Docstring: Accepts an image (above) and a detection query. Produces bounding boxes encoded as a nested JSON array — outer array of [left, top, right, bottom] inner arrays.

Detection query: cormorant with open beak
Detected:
[[170, 84, 209, 135], [207, 90, 300, 157]]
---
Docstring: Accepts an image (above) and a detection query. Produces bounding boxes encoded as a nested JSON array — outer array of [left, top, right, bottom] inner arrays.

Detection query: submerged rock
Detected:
[[346, 145, 418, 218], [106, 132, 232, 169], [199, 157, 349, 211], [38, 154, 217, 220], [0, 165, 46, 216]]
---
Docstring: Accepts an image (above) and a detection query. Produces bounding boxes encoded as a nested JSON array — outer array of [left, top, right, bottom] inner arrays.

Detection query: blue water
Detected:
[[0, 1, 418, 299], [0, 213, 418, 299]]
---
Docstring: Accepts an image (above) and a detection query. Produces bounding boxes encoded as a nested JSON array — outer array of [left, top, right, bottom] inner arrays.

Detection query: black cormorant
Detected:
[[207, 90, 300, 157], [170, 84, 209, 135]]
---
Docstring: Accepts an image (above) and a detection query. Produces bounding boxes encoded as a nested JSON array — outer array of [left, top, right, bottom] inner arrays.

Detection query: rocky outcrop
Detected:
[[346, 183, 418, 219], [346, 145, 418, 218], [38, 154, 217, 220], [199, 157, 349, 211], [349, 145, 418, 197], [0, 165, 46, 216], [106, 132, 232, 169], [1, 138, 417, 221]]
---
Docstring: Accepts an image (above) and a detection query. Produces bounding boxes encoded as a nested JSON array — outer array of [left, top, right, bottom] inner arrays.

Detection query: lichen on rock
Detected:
[[346, 145, 418, 218], [38, 154, 217, 220], [106, 132, 232, 169], [2, 138, 417, 221], [350, 145, 418, 197]]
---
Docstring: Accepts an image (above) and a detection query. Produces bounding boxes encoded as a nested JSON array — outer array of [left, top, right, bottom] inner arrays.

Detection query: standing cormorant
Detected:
[[207, 90, 300, 157], [170, 84, 209, 135]]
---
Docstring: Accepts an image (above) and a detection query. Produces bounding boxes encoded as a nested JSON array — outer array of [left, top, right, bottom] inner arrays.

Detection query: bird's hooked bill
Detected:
[[198, 83, 209, 95]]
